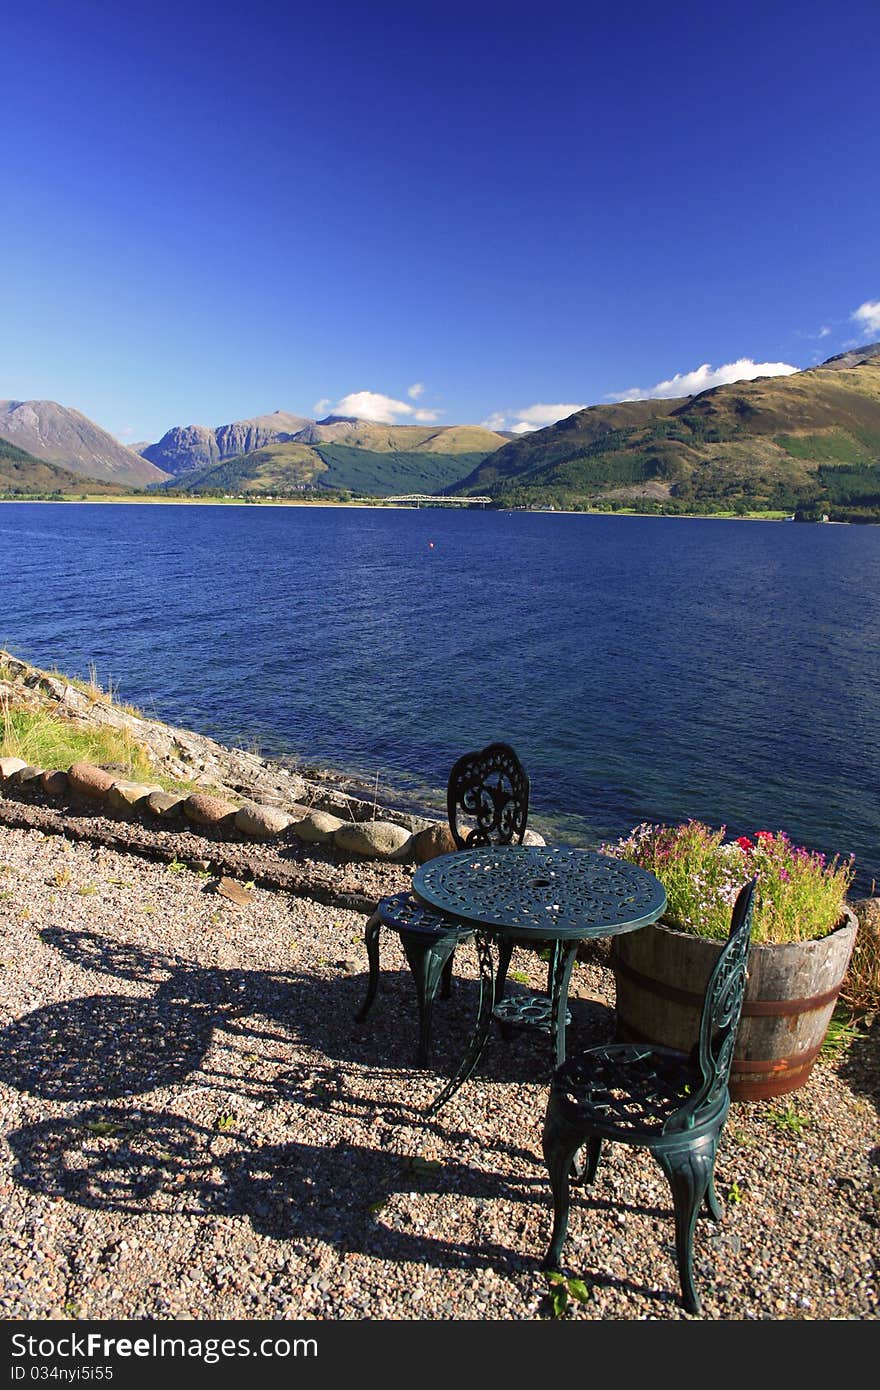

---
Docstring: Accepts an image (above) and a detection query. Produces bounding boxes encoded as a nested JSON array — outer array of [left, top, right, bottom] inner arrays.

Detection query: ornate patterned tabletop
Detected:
[[413, 845, 666, 941]]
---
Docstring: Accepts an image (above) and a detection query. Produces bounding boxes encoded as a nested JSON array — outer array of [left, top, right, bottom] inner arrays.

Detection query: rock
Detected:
[[292, 810, 345, 844], [11, 765, 45, 786], [0, 757, 27, 781], [523, 828, 547, 846], [107, 781, 163, 810], [184, 793, 239, 827], [40, 769, 69, 796], [334, 820, 413, 860], [146, 790, 187, 818], [234, 803, 293, 837], [212, 876, 253, 907], [68, 762, 117, 799], [411, 822, 458, 863], [0, 656, 28, 679]]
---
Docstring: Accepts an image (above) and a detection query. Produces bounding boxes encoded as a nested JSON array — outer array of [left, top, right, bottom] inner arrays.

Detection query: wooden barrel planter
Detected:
[[611, 908, 858, 1101]]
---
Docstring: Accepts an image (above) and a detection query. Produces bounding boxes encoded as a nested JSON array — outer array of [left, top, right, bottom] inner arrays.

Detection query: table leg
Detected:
[[425, 930, 495, 1117], [550, 942, 579, 1068]]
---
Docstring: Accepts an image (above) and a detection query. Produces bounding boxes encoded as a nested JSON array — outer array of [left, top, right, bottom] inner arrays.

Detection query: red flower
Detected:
[[736, 836, 753, 851], [755, 830, 775, 842]]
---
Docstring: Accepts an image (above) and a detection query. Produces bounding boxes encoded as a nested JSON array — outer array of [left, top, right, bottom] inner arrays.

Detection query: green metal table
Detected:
[[412, 845, 666, 1114]]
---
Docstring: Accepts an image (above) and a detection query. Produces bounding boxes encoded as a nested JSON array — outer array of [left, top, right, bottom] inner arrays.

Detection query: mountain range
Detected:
[[2, 342, 879, 517], [0, 401, 509, 498]]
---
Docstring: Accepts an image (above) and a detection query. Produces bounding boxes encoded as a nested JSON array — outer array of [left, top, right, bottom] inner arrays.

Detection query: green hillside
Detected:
[[313, 445, 489, 494], [159, 443, 327, 495], [157, 439, 493, 497], [453, 398, 684, 492], [310, 421, 507, 454], [451, 352, 880, 519], [0, 438, 129, 498]]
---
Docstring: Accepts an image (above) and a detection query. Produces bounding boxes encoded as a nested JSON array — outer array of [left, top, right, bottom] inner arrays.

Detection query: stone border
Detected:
[[0, 753, 440, 864]]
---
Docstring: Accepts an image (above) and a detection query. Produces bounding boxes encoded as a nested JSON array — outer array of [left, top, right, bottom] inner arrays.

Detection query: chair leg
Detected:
[[401, 934, 458, 1067], [354, 911, 382, 1024], [494, 938, 515, 1000], [541, 1106, 592, 1270], [583, 1136, 602, 1184], [549, 943, 578, 1068], [439, 950, 455, 1000], [656, 1135, 718, 1316], [705, 1171, 722, 1222], [493, 937, 517, 1040]]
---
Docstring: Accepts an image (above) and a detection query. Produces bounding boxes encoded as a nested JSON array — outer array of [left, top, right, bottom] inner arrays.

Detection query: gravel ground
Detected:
[[0, 811, 877, 1323]]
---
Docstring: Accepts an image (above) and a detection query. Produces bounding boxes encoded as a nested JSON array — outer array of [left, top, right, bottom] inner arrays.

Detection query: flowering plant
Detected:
[[601, 820, 855, 944]]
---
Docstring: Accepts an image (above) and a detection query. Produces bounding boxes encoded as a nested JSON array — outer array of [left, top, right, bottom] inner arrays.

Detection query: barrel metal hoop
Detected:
[[614, 954, 843, 1016], [619, 1021, 824, 1075]]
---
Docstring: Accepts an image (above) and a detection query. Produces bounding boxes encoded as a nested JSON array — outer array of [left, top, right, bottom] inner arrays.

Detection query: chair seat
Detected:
[[550, 1043, 709, 1140], [377, 890, 475, 942]]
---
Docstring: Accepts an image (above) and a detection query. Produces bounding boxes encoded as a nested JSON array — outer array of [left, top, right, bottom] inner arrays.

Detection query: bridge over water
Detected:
[[377, 494, 493, 507]]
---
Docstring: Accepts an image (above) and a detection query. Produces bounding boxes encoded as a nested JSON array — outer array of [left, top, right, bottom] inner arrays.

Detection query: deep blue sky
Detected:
[[3, 0, 878, 444]]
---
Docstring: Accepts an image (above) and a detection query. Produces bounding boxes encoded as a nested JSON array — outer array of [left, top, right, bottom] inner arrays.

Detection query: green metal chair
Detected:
[[354, 742, 530, 1066], [541, 876, 756, 1315]]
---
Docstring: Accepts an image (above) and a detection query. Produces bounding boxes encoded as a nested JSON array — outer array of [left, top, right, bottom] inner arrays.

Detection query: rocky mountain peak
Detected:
[[813, 341, 880, 372], [141, 410, 314, 476], [0, 399, 169, 488]]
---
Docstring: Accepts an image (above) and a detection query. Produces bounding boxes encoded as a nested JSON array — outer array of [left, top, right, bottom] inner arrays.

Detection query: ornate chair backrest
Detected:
[[447, 742, 530, 849], [668, 876, 756, 1132]]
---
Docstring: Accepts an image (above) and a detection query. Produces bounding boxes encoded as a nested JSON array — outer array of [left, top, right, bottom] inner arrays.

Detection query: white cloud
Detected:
[[407, 382, 425, 399], [313, 398, 332, 415], [851, 300, 880, 337], [484, 402, 586, 433], [818, 325, 831, 338], [329, 390, 440, 424], [516, 402, 586, 427], [608, 357, 798, 402]]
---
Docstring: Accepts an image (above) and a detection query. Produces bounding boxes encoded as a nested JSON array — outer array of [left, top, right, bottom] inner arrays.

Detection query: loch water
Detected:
[[2, 502, 878, 894]]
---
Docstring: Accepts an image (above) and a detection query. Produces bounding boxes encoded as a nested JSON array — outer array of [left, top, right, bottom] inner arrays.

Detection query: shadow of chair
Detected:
[[540, 876, 757, 1315], [354, 741, 530, 1066]]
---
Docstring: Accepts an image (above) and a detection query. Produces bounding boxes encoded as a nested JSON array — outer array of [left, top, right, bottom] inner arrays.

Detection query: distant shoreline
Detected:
[[0, 495, 808, 521]]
